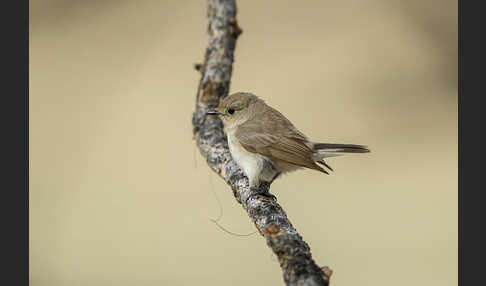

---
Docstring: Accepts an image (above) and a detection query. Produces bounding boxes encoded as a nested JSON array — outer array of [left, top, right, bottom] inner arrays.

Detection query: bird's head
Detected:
[[206, 92, 262, 129]]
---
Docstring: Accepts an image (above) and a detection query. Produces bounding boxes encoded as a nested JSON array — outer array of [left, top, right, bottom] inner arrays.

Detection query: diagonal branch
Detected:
[[192, 1, 331, 285]]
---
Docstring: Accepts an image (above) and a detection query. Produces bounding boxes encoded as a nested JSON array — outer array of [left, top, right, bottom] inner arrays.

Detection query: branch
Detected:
[[192, 1, 331, 285]]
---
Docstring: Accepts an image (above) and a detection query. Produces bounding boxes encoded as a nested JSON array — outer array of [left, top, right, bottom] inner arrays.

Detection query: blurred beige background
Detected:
[[30, 0, 457, 285]]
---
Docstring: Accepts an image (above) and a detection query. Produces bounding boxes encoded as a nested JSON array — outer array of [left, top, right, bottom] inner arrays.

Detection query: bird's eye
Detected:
[[228, 108, 235, 115]]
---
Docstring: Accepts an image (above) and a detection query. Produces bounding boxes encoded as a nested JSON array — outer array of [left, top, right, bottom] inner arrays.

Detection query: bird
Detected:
[[206, 92, 370, 191]]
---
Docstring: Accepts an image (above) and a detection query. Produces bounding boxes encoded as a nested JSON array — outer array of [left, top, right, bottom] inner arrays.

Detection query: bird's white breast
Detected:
[[226, 130, 264, 187]]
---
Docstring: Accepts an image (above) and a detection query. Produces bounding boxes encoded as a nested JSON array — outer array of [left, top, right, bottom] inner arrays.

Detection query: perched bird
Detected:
[[207, 92, 370, 189]]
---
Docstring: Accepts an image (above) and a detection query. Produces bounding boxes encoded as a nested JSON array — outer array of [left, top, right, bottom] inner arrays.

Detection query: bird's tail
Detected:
[[311, 142, 370, 171]]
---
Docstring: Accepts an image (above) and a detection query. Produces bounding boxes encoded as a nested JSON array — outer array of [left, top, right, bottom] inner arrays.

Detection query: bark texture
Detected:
[[192, 1, 331, 285]]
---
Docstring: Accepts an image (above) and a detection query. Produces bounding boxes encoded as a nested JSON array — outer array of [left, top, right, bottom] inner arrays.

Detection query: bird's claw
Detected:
[[245, 185, 277, 205]]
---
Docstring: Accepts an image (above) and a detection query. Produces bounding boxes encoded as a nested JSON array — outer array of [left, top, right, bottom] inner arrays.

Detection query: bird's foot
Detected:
[[246, 183, 277, 205]]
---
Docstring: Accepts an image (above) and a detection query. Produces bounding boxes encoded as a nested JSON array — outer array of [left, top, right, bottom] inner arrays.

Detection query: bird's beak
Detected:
[[206, 108, 221, 115]]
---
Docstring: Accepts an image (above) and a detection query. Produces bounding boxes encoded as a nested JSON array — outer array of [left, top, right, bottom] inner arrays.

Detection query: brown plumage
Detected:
[[207, 92, 370, 187]]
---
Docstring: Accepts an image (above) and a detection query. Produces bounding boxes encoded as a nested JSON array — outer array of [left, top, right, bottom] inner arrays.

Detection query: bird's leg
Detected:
[[269, 172, 281, 184]]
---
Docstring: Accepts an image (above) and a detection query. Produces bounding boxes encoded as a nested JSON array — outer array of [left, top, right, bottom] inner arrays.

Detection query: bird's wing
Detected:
[[234, 108, 325, 172]]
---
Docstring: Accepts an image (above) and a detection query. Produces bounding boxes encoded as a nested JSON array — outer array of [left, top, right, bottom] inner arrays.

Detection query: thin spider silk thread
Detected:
[[208, 170, 256, 237]]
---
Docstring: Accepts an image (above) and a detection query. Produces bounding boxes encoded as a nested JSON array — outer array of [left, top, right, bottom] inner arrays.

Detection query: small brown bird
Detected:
[[207, 92, 370, 189]]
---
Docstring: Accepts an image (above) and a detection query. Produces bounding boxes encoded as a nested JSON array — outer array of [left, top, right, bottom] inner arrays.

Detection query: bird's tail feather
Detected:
[[311, 143, 370, 161]]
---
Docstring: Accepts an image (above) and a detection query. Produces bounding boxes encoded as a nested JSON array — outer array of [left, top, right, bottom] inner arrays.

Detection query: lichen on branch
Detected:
[[192, 1, 331, 285]]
